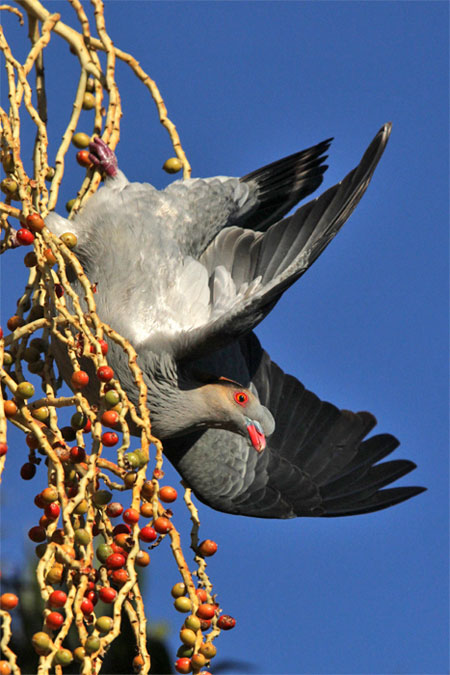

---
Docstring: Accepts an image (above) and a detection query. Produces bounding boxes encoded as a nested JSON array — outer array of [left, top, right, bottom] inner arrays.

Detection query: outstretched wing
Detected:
[[163, 333, 425, 518], [238, 137, 332, 232], [167, 123, 391, 361]]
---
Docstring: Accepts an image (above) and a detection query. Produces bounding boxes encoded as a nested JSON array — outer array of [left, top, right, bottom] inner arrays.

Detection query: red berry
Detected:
[[198, 539, 217, 557], [111, 542, 128, 557], [159, 485, 177, 503], [138, 526, 157, 543], [196, 588, 208, 603], [175, 657, 192, 674], [102, 432, 119, 447], [83, 418, 92, 433], [98, 586, 117, 603], [90, 339, 108, 355], [48, 590, 67, 608], [0, 443, 7, 457], [153, 516, 172, 534], [105, 553, 125, 570], [80, 597, 94, 616], [97, 366, 114, 382], [85, 590, 98, 605], [217, 614, 236, 630], [16, 228, 35, 245], [123, 508, 139, 524], [54, 283, 64, 298], [71, 371, 89, 389], [196, 603, 216, 620], [44, 503, 60, 520], [76, 150, 93, 168], [106, 502, 123, 518], [199, 618, 211, 631], [69, 446, 86, 463], [45, 611, 64, 630]]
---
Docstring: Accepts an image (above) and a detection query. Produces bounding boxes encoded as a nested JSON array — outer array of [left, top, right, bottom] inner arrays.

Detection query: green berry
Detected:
[[72, 132, 91, 149], [104, 389, 120, 407], [71, 411, 88, 429], [73, 646, 86, 662], [174, 597, 191, 613], [163, 157, 183, 174], [53, 648, 73, 666], [16, 381, 35, 399], [82, 92, 96, 110], [125, 451, 141, 469], [60, 232, 78, 249], [96, 616, 113, 633], [1, 177, 18, 195], [171, 582, 187, 598], [85, 636, 100, 654], [3, 352, 13, 366], [92, 490, 112, 506], [96, 543, 113, 563], [32, 631, 52, 655], [31, 406, 49, 422], [74, 528, 91, 546], [185, 615, 201, 631], [180, 628, 197, 646]]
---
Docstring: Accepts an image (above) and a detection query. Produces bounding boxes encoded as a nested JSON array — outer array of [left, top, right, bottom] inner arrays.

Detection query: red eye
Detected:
[[234, 392, 248, 406]]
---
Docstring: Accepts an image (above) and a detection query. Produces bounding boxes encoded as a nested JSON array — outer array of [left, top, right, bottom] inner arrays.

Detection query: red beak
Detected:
[[247, 421, 266, 453]]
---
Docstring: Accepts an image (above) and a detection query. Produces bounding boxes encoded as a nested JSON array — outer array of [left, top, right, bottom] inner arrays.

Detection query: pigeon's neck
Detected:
[[140, 352, 221, 440]]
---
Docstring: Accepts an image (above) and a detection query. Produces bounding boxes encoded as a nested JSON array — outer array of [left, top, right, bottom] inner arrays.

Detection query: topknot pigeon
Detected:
[[46, 123, 425, 518]]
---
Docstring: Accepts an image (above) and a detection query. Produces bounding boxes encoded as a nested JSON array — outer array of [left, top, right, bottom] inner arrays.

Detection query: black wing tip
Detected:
[[321, 485, 427, 517]]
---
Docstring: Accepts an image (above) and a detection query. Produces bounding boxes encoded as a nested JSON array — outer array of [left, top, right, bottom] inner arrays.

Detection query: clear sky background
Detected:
[[1, 2, 448, 674]]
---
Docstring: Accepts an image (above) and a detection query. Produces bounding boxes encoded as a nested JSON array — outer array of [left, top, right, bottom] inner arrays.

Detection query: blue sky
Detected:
[[1, 2, 448, 674]]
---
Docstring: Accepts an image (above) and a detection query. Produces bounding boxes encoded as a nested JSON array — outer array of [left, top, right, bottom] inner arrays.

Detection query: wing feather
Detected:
[[163, 333, 425, 518]]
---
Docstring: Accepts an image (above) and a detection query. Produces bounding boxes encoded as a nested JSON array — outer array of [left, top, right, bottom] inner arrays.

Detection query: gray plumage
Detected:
[[47, 123, 425, 518]]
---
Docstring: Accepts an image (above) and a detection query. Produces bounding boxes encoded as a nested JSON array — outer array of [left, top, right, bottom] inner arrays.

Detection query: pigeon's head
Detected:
[[203, 377, 275, 452]]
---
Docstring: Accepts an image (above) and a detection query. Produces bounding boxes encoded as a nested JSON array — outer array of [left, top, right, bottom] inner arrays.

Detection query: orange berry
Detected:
[[0, 593, 18, 610], [71, 370, 89, 389], [26, 213, 45, 232], [153, 516, 172, 534], [159, 485, 177, 503], [135, 550, 150, 567], [141, 481, 155, 499], [76, 150, 93, 168], [43, 248, 57, 265], [140, 502, 153, 517], [101, 410, 119, 428], [3, 400, 18, 417], [198, 539, 218, 557]]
